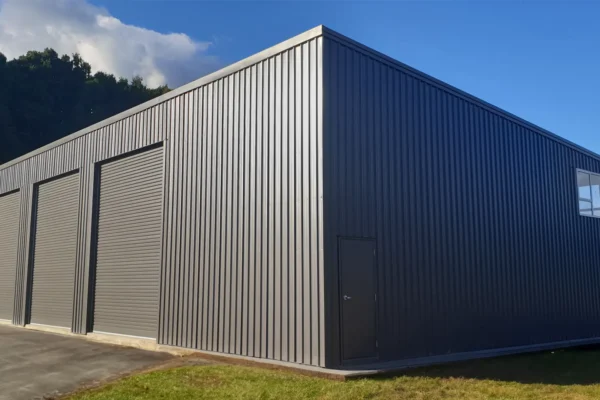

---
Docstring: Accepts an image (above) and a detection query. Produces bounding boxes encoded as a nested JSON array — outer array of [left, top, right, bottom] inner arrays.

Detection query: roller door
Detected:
[[93, 147, 163, 338], [0, 191, 20, 321], [30, 173, 80, 328]]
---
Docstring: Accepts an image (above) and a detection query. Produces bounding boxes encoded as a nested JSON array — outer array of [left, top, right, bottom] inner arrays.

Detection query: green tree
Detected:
[[0, 49, 171, 164]]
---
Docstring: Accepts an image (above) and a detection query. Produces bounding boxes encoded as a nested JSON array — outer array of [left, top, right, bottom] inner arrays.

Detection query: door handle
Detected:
[[343, 295, 352, 301]]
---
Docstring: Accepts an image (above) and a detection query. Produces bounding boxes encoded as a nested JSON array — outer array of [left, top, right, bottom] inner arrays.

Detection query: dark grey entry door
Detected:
[[339, 237, 377, 362]]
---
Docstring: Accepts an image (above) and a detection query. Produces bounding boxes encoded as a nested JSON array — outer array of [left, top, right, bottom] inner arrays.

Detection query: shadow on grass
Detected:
[[390, 345, 600, 386]]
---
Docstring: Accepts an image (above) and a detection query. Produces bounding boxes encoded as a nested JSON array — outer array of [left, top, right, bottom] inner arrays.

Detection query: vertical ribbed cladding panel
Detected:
[[323, 35, 600, 366], [0, 191, 20, 321], [1, 30, 323, 362], [13, 186, 32, 325], [159, 37, 325, 367], [71, 163, 92, 334]]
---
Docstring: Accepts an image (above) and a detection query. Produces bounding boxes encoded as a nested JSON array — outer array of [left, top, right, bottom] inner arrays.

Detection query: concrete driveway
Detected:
[[0, 324, 172, 400]]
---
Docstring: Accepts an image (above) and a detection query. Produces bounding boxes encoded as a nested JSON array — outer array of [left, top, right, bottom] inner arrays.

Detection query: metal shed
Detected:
[[2, 25, 600, 370]]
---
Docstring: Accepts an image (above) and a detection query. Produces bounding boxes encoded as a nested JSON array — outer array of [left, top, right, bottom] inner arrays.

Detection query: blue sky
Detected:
[[39, 1, 600, 153]]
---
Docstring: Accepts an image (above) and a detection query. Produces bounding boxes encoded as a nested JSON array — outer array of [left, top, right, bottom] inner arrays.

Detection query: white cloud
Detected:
[[0, 0, 219, 87]]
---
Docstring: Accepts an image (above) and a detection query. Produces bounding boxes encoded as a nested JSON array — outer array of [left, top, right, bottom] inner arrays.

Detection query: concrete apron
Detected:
[[5, 319, 600, 381], [1, 322, 368, 380]]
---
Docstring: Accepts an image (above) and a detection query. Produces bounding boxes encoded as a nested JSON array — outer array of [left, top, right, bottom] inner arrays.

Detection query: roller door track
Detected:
[[0, 191, 20, 321], [30, 173, 80, 328], [93, 146, 164, 339]]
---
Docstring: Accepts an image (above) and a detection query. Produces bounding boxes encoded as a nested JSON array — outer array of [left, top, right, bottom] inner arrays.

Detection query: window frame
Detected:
[[576, 168, 600, 218]]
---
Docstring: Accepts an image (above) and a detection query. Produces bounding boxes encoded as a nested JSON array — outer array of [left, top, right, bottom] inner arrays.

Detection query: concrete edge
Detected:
[[5, 322, 351, 380], [156, 346, 351, 381], [12, 321, 600, 381], [25, 324, 73, 336], [86, 332, 194, 356], [337, 336, 600, 379], [171, 335, 600, 381]]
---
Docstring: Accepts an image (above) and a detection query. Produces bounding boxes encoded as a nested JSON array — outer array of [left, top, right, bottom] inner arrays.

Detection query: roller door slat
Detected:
[[96, 214, 163, 228], [96, 236, 162, 245], [98, 175, 163, 190], [98, 184, 163, 198], [0, 192, 20, 320], [30, 174, 79, 328], [94, 301, 159, 308], [101, 151, 162, 171], [93, 147, 163, 338]]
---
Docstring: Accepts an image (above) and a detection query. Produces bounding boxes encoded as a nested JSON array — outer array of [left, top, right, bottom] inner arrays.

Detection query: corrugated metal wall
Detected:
[[0, 32, 324, 367], [5, 25, 600, 369], [323, 34, 600, 366], [12, 186, 32, 326], [159, 37, 325, 366], [0, 105, 167, 329]]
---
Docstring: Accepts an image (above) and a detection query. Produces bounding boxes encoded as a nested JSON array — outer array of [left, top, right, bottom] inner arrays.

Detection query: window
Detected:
[[577, 170, 600, 217]]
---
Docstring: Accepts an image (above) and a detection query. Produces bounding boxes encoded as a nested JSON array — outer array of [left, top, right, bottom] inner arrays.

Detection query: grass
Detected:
[[66, 347, 600, 400]]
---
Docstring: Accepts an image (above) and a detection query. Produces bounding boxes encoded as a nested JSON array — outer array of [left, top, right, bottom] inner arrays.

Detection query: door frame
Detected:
[[337, 236, 379, 366], [86, 143, 164, 337], [0, 188, 21, 323], [25, 169, 80, 327]]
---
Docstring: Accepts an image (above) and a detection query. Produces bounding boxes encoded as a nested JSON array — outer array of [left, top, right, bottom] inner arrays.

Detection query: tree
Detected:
[[0, 49, 171, 164]]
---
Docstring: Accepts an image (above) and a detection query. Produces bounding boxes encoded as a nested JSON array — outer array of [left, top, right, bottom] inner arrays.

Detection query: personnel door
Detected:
[[339, 237, 378, 363]]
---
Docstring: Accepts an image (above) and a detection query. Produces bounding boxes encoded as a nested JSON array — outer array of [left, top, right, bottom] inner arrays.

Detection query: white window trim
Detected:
[[576, 168, 600, 218]]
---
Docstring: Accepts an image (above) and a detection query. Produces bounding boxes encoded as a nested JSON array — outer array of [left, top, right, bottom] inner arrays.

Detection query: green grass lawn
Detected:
[[66, 347, 600, 400]]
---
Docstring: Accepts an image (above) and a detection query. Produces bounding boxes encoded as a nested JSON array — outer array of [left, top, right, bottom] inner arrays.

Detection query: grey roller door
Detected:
[[0, 192, 20, 321], [93, 147, 163, 338], [30, 173, 80, 328]]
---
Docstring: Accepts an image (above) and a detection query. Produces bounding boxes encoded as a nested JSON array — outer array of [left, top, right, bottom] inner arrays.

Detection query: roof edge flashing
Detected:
[[320, 26, 600, 163], [0, 25, 325, 171]]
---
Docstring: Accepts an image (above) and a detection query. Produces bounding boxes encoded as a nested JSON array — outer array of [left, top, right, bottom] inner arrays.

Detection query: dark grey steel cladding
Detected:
[[0, 27, 324, 367], [0, 108, 165, 330], [2, 25, 599, 370], [322, 30, 600, 366], [159, 36, 324, 366], [13, 186, 33, 326]]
